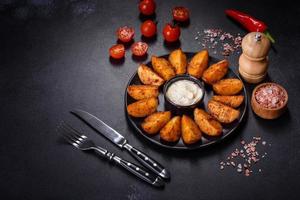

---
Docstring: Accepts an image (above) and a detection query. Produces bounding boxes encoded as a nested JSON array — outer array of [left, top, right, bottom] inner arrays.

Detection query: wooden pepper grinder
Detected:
[[239, 32, 271, 84]]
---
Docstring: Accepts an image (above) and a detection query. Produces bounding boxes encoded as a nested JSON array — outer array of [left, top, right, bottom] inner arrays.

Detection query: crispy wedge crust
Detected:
[[127, 85, 159, 100], [168, 49, 187, 75], [211, 95, 244, 108], [213, 78, 243, 95], [141, 111, 172, 135], [187, 50, 209, 78], [151, 56, 176, 81], [202, 60, 229, 84], [181, 115, 202, 144], [127, 97, 158, 117], [207, 100, 240, 124], [194, 108, 222, 136], [160, 116, 181, 142], [137, 64, 164, 86]]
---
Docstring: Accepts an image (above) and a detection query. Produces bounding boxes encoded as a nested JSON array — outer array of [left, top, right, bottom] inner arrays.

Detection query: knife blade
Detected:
[[59, 122, 164, 187], [71, 109, 170, 180]]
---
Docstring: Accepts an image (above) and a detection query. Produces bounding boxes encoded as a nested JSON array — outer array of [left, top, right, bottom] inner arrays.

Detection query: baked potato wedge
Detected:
[[194, 108, 222, 136], [181, 115, 202, 144], [151, 56, 176, 81], [202, 60, 229, 84], [141, 111, 171, 135], [211, 95, 244, 108], [187, 50, 209, 78], [127, 85, 159, 100], [213, 78, 243, 95], [127, 97, 158, 117], [160, 116, 181, 142], [207, 100, 240, 124], [168, 49, 187, 75], [137, 64, 164, 86]]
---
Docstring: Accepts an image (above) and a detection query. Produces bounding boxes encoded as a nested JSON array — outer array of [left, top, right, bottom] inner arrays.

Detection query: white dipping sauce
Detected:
[[166, 80, 203, 106]]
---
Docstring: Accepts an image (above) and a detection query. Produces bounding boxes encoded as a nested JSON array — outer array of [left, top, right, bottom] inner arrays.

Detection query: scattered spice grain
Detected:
[[194, 29, 243, 56], [219, 136, 270, 176]]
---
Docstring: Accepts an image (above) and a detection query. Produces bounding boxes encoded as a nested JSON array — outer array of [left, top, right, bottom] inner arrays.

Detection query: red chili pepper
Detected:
[[225, 9, 275, 43]]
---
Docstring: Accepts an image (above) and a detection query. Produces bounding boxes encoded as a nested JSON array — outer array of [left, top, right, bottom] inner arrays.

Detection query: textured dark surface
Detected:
[[1, 0, 300, 199]]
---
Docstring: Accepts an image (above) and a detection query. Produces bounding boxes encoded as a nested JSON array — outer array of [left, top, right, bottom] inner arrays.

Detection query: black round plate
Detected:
[[125, 52, 247, 150]]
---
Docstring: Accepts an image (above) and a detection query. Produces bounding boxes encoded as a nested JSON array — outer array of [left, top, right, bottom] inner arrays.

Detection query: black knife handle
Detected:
[[124, 143, 170, 180], [94, 148, 164, 187], [111, 154, 164, 187]]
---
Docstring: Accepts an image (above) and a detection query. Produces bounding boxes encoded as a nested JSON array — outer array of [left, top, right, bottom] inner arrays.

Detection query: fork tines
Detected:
[[58, 122, 86, 146]]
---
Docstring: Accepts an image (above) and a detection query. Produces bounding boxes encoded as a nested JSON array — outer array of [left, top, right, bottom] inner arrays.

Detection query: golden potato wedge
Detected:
[[168, 49, 187, 75], [141, 111, 171, 135], [160, 116, 181, 142], [127, 85, 159, 100], [213, 78, 243, 95], [181, 115, 202, 144], [194, 108, 222, 136], [187, 50, 209, 78], [137, 64, 164, 86], [127, 97, 158, 117], [151, 56, 176, 81], [207, 100, 240, 123], [202, 60, 229, 84], [211, 95, 244, 108]]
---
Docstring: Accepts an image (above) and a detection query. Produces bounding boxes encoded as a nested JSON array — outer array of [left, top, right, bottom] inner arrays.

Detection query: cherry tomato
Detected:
[[172, 6, 190, 22], [162, 23, 181, 42], [139, 0, 156, 16], [131, 42, 148, 56], [116, 26, 135, 43], [109, 44, 125, 59], [141, 20, 157, 37]]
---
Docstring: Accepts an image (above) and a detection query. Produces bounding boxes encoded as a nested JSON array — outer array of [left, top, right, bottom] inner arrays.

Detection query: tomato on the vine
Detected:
[[141, 20, 157, 37], [172, 6, 190, 22], [162, 23, 181, 42], [109, 44, 125, 59], [139, 0, 156, 16], [131, 42, 148, 56], [116, 26, 135, 43]]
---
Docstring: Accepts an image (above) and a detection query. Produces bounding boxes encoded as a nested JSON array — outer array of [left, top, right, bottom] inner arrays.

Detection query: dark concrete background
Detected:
[[1, 0, 300, 199]]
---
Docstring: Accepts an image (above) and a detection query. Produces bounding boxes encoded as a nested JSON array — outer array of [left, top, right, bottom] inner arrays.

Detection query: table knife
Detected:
[[59, 122, 164, 187], [71, 109, 170, 180]]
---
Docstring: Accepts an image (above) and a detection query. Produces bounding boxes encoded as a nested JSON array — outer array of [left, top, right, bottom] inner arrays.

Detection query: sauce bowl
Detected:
[[163, 74, 205, 113]]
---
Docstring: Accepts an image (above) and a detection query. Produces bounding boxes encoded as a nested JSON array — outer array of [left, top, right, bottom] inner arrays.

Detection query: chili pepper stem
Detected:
[[264, 31, 275, 44]]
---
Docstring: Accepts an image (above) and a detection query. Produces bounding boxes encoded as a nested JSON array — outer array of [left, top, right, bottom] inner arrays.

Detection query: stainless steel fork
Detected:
[[58, 122, 164, 187]]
